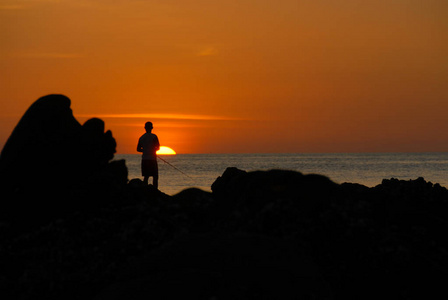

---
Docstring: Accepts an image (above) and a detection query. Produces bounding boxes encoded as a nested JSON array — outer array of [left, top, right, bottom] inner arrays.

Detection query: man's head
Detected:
[[145, 121, 153, 132]]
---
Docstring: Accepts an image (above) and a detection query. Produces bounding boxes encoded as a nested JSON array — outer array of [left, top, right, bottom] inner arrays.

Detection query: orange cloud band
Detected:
[[77, 113, 244, 121]]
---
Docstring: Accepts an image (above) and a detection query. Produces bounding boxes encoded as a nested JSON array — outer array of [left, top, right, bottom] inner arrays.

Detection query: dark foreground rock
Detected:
[[1, 95, 448, 299], [0, 95, 122, 229], [0, 95, 116, 187], [1, 168, 447, 299]]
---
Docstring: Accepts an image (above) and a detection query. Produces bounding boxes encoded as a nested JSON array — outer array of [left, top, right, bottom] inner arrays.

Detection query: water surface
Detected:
[[115, 153, 448, 195]]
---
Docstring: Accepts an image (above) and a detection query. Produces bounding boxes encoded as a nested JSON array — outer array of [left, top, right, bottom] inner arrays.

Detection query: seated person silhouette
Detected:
[[137, 122, 160, 187]]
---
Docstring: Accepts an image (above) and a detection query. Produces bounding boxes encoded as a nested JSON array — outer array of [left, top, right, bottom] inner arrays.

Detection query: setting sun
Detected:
[[157, 146, 176, 155]]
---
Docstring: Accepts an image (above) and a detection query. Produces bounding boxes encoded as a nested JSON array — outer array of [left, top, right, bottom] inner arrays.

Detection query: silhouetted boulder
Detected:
[[211, 167, 247, 195], [0, 95, 81, 188], [211, 168, 340, 229], [0, 94, 120, 227], [82, 118, 116, 166], [0, 95, 117, 190]]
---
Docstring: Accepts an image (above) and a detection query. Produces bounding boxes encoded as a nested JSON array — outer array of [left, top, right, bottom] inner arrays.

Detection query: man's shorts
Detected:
[[141, 159, 158, 177]]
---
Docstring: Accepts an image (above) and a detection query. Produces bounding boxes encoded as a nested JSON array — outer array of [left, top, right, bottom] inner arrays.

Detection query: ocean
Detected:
[[115, 153, 448, 195]]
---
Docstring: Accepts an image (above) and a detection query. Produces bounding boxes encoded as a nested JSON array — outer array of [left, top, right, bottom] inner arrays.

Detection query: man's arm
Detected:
[[154, 135, 160, 151], [137, 139, 143, 152]]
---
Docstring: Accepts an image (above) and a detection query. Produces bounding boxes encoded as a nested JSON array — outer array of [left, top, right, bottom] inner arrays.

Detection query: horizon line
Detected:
[[115, 150, 448, 155]]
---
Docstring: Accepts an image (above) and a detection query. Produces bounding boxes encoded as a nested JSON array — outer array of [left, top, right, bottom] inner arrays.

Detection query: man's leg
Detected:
[[142, 159, 149, 185], [153, 174, 159, 189]]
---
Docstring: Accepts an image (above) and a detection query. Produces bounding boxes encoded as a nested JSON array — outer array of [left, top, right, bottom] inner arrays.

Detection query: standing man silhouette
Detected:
[[137, 122, 160, 187]]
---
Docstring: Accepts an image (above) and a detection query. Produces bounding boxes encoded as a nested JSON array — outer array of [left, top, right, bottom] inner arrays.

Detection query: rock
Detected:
[[172, 188, 213, 206], [0, 95, 81, 188], [169, 188, 214, 232], [212, 168, 338, 200], [96, 233, 329, 300], [105, 159, 128, 186], [2, 166, 448, 299], [82, 118, 116, 167], [211, 167, 247, 195], [0, 95, 117, 190], [0, 95, 121, 227], [211, 168, 340, 221]]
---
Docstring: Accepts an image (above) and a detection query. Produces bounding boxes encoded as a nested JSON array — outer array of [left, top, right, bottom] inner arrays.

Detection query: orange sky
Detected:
[[1, 0, 447, 154]]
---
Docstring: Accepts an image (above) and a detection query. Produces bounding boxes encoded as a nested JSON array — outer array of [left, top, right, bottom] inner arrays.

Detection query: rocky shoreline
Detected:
[[1, 168, 448, 299], [1, 95, 448, 299]]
